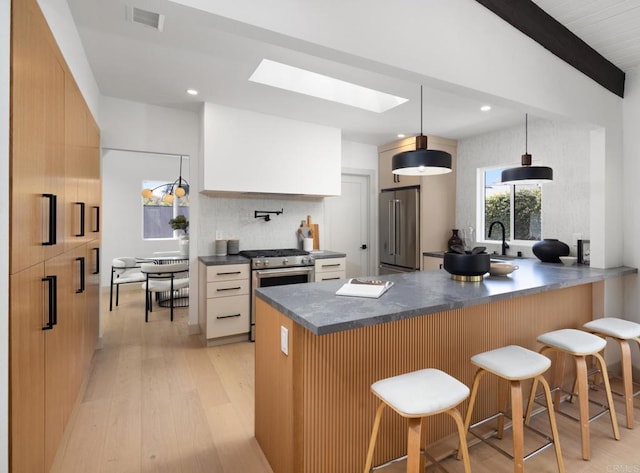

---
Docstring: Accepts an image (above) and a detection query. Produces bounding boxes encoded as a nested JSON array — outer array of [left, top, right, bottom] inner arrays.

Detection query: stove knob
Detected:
[[264, 259, 270, 267], [283, 258, 289, 265], [255, 261, 262, 267]]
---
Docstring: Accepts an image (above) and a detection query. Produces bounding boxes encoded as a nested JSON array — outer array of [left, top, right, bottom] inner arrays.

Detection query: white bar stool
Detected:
[[583, 317, 640, 429], [464, 345, 564, 473], [527, 328, 620, 461], [363, 368, 471, 473]]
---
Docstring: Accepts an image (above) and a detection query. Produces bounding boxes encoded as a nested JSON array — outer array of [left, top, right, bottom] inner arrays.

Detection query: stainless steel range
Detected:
[[240, 249, 315, 341]]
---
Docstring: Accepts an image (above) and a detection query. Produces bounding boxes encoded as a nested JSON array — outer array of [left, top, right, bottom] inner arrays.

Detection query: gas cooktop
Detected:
[[239, 249, 309, 258]]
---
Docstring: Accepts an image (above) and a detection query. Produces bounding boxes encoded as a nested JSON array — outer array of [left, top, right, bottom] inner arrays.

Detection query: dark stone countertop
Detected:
[[256, 258, 637, 336], [198, 255, 250, 266], [310, 250, 346, 259]]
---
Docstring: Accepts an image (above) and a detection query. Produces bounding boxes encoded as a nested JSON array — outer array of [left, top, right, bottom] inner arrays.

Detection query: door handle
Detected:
[[42, 275, 57, 330], [91, 206, 100, 233], [360, 244, 367, 250], [75, 202, 85, 237], [388, 200, 395, 256], [76, 256, 85, 293], [394, 199, 401, 255], [92, 247, 100, 274], [42, 194, 57, 246]]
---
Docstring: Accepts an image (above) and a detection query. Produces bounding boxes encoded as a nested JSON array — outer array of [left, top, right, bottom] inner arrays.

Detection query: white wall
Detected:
[[456, 118, 591, 257], [100, 97, 200, 328], [341, 140, 378, 170], [623, 66, 640, 367], [1, 0, 10, 468], [101, 150, 191, 286]]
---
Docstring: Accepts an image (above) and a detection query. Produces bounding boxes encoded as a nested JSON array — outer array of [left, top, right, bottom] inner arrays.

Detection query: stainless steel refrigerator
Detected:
[[379, 186, 420, 274]]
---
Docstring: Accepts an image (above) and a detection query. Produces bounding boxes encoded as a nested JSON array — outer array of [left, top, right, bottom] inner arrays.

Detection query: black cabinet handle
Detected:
[[76, 257, 85, 293], [321, 263, 341, 268], [75, 202, 85, 237], [42, 275, 57, 330], [216, 313, 241, 320], [217, 286, 241, 292], [321, 277, 341, 281], [91, 206, 100, 233], [92, 247, 100, 274], [216, 271, 241, 276], [42, 194, 57, 246]]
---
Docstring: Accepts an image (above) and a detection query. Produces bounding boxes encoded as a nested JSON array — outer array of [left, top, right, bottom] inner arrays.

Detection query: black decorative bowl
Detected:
[[443, 252, 490, 281], [532, 239, 570, 263]]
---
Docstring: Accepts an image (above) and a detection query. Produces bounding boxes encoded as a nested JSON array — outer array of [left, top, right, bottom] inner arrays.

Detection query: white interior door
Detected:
[[324, 173, 371, 278]]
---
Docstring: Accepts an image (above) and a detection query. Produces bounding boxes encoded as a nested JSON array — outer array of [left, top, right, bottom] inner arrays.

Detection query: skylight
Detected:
[[249, 59, 408, 113]]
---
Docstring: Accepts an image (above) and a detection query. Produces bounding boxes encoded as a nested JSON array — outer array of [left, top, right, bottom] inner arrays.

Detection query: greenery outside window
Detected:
[[142, 180, 190, 239], [479, 167, 541, 244]]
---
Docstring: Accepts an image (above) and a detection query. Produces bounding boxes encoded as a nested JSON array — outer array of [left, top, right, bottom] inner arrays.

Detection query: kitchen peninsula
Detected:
[[254, 260, 636, 473]]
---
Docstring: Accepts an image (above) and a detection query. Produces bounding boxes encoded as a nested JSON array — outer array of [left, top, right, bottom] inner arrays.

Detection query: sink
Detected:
[[490, 255, 518, 261]]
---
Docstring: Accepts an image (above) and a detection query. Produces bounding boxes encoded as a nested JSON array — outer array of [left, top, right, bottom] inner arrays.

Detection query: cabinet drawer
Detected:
[[315, 258, 345, 273], [207, 279, 249, 298], [315, 270, 345, 282], [206, 295, 250, 338], [206, 264, 249, 282]]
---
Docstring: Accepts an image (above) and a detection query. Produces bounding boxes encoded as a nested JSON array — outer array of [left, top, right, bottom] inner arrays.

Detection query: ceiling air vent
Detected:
[[127, 6, 165, 32]]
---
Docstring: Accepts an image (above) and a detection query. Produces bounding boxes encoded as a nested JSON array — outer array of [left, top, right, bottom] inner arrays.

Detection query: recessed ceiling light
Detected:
[[186, 89, 198, 96], [397, 134, 406, 138], [249, 59, 408, 113], [480, 105, 492, 112]]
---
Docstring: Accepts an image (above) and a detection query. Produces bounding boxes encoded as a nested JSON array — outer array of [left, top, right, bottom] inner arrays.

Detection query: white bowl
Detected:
[[489, 262, 519, 276], [559, 256, 577, 266]]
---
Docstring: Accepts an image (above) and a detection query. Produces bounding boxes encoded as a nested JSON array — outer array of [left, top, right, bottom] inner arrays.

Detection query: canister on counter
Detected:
[[227, 239, 239, 255], [215, 239, 228, 256]]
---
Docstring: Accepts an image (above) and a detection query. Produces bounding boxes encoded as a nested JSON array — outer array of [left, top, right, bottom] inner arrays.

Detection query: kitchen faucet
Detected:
[[488, 221, 509, 256]]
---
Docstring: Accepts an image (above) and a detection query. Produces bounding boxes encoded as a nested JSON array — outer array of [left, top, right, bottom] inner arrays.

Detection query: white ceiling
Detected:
[[532, 0, 640, 72], [66, 0, 640, 146]]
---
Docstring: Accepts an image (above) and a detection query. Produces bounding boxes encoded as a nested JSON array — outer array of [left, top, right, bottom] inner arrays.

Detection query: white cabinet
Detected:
[[202, 103, 341, 196], [315, 257, 346, 282], [198, 263, 250, 345], [423, 256, 443, 271]]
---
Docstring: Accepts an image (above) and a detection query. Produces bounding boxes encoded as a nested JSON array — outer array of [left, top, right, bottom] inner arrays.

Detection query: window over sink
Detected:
[[478, 167, 542, 244]]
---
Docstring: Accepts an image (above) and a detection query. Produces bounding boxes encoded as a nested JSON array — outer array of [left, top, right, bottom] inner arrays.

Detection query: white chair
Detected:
[[583, 317, 640, 429], [141, 262, 189, 322], [110, 257, 145, 311], [363, 368, 471, 473]]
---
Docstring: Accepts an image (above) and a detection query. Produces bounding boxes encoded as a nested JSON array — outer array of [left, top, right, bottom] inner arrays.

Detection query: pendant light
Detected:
[[392, 85, 452, 176], [501, 114, 553, 184], [141, 155, 190, 204]]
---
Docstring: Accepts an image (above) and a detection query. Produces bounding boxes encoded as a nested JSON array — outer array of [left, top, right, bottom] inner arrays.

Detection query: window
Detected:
[[142, 180, 190, 239], [479, 167, 541, 244]]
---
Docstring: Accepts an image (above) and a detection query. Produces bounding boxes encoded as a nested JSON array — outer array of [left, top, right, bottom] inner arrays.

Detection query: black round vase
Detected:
[[532, 239, 570, 263]]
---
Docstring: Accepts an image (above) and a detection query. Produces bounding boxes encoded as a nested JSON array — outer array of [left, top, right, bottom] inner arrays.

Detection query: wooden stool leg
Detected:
[[524, 377, 539, 424], [593, 352, 621, 440], [497, 377, 509, 439], [550, 348, 567, 409], [457, 369, 485, 461], [406, 417, 424, 473], [538, 375, 566, 473], [363, 402, 385, 473], [619, 339, 634, 429], [510, 381, 525, 473], [575, 355, 591, 460], [447, 408, 471, 473]]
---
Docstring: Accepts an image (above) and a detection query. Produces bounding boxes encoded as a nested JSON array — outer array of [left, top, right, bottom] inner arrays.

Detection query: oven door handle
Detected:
[[255, 267, 314, 278]]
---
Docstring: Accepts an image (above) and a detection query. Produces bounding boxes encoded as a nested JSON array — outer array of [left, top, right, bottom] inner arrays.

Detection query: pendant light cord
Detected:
[[525, 113, 528, 153], [420, 85, 423, 136]]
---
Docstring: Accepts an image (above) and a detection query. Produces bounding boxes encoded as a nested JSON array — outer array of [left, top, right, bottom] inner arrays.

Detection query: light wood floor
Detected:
[[52, 288, 640, 473]]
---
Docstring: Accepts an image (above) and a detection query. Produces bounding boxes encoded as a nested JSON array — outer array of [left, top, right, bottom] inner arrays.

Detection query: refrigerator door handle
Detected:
[[395, 199, 401, 256], [388, 199, 395, 255]]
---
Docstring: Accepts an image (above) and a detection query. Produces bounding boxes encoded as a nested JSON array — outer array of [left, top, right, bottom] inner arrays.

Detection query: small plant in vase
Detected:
[[169, 215, 189, 256], [168, 215, 189, 235]]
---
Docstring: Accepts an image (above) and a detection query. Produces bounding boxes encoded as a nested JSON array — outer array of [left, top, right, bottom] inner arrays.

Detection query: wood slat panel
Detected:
[[256, 284, 592, 473]]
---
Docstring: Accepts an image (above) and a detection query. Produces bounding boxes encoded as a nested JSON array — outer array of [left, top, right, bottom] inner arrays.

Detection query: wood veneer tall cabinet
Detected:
[[378, 136, 457, 267], [9, 1, 102, 472]]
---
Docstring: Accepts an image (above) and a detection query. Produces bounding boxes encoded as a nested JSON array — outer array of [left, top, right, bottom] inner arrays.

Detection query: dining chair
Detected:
[[110, 257, 145, 311], [141, 262, 189, 322]]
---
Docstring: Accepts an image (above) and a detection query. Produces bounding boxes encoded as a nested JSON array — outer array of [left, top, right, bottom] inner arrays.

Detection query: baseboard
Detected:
[[188, 322, 201, 335]]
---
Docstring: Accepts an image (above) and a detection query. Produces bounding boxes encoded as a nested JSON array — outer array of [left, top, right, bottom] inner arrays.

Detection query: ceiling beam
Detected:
[[476, 0, 625, 98]]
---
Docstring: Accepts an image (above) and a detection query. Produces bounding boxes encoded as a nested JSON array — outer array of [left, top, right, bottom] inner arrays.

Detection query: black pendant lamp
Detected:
[[501, 114, 553, 184], [392, 86, 452, 176]]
